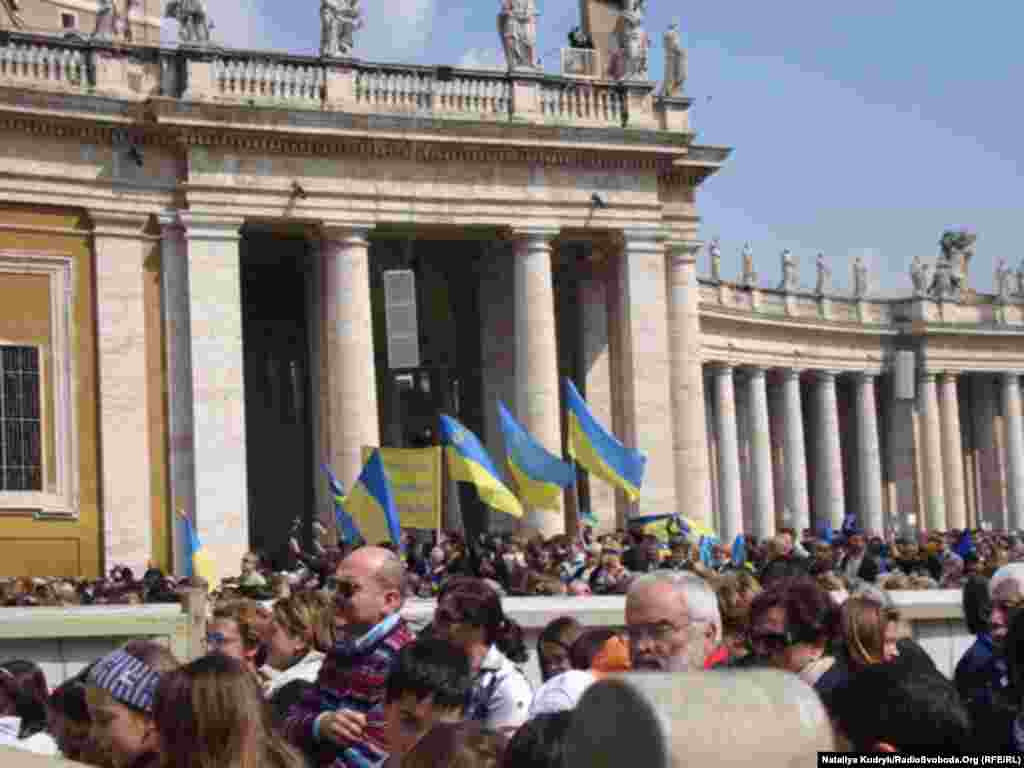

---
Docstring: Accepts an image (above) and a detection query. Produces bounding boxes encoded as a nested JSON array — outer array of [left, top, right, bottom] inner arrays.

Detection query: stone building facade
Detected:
[[0, 21, 1018, 581]]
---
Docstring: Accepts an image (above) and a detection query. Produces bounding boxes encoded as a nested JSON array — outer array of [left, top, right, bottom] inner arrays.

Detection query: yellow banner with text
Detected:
[[360, 446, 443, 532]]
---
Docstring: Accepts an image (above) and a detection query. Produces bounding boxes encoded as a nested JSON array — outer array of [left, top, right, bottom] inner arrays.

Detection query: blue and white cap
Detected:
[[87, 649, 163, 713]]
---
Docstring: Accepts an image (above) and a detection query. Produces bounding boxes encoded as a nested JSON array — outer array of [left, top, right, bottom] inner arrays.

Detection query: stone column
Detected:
[[974, 376, 1004, 530], [746, 367, 776, 540], [781, 369, 810, 534], [512, 227, 564, 536], [159, 211, 196, 577], [180, 214, 249, 584], [608, 230, 677, 521], [813, 371, 845, 530], [888, 376, 918, 537], [854, 372, 884, 536], [1002, 373, 1024, 530], [939, 372, 967, 530], [92, 211, 154, 576], [667, 241, 710, 524], [712, 364, 742, 541], [919, 372, 946, 532], [322, 225, 380, 493]]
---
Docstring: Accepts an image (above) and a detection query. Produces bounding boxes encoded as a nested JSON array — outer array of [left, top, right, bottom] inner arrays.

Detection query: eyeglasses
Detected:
[[205, 632, 235, 648], [626, 621, 687, 643]]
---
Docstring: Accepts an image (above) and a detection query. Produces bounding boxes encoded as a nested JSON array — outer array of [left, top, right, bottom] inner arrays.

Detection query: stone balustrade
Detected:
[[0, 38, 88, 91], [0, 31, 686, 132], [540, 79, 625, 127], [213, 56, 324, 105], [353, 65, 511, 119]]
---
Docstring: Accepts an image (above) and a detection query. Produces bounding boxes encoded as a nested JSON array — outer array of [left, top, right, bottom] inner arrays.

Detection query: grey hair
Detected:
[[991, 563, 1024, 597], [629, 570, 722, 639]]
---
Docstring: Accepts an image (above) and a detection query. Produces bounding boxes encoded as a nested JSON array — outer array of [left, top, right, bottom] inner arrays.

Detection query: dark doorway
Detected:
[[240, 233, 313, 570]]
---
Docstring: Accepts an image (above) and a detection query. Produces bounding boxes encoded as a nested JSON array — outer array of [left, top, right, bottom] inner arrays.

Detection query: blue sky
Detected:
[[170, 1, 1024, 296]]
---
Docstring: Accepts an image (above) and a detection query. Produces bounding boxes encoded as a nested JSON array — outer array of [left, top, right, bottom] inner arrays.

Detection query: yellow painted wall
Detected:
[[0, 205, 100, 578]]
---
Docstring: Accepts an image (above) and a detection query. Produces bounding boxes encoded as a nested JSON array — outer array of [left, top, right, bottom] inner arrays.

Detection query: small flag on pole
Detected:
[[322, 464, 364, 547], [440, 414, 523, 518], [346, 450, 403, 553]]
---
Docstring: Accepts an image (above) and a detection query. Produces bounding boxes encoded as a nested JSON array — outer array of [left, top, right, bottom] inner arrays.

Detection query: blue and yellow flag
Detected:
[[563, 378, 646, 501], [346, 450, 403, 553], [177, 509, 218, 593], [498, 402, 575, 510], [321, 464, 364, 546], [440, 414, 523, 518]]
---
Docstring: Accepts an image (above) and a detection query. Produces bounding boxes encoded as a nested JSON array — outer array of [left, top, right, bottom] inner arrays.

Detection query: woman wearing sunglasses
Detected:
[[746, 577, 839, 690]]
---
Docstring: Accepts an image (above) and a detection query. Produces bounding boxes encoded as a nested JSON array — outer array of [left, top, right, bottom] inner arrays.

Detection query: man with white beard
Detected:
[[625, 572, 722, 672]]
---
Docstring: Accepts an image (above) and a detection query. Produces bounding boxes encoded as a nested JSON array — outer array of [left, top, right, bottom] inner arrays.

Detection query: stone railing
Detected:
[[352, 65, 511, 119], [698, 279, 904, 325], [0, 31, 684, 132], [540, 79, 625, 126], [0, 37, 89, 91], [561, 48, 600, 78], [213, 56, 324, 105]]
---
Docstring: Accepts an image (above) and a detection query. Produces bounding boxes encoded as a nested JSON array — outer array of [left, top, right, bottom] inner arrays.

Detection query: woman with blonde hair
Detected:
[[263, 590, 334, 699], [840, 597, 900, 670], [153, 654, 304, 768], [714, 570, 762, 661]]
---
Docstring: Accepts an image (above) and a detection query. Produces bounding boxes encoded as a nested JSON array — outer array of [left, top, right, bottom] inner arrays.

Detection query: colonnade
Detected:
[[703, 366, 1024, 542]]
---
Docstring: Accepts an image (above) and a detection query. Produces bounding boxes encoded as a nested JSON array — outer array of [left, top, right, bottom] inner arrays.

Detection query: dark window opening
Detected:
[[0, 346, 42, 492]]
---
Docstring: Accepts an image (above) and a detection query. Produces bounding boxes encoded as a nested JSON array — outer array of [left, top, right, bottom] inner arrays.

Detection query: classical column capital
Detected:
[[813, 369, 840, 383], [621, 228, 668, 255], [665, 239, 702, 263], [90, 209, 154, 240], [782, 367, 804, 381], [179, 213, 244, 243], [938, 370, 959, 384], [710, 361, 734, 376], [1002, 371, 1023, 386], [745, 365, 767, 379], [853, 371, 877, 383], [320, 222, 374, 245], [919, 371, 939, 384], [156, 209, 186, 236]]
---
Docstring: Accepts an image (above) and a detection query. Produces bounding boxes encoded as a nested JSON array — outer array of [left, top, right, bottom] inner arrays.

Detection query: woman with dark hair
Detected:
[[956, 575, 995, 708], [0, 659, 56, 755], [747, 577, 839, 691], [153, 654, 304, 768], [536, 617, 582, 683], [433, 577, 534, 732]]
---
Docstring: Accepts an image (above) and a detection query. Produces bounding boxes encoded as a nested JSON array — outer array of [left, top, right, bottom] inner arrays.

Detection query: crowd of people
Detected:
[[0, 522, 1023, 762]]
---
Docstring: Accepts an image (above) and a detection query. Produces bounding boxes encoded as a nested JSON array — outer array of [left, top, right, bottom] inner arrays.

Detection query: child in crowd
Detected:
[[0, 659, 57, 755], [378, 636, 474, 768], [85, 640, 179, 768], [153, 653, 304, 768], [207, 599, 272, 682]]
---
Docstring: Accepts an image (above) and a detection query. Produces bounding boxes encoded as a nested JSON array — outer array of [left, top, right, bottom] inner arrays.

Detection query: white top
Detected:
[[467, 645, 534, 732], [263, 650, 325, 699], [529, 670, 596, 718], [0, 717, 59, 756]]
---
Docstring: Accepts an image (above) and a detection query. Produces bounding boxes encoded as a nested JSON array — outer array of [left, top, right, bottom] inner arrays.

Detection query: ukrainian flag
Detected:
[[345, 450, 403, 553], [498, 402, 575, 510], [178, 509, 218, 593], [563, 378, 646, 501], [321, 464, 364, 546], [440, 414, 523, 518]]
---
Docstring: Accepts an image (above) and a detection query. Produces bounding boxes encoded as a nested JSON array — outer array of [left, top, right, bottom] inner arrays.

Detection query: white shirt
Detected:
[[0, 717, 59, 756], [263, 649, 325, 699], [466, 645, 534, 732]]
